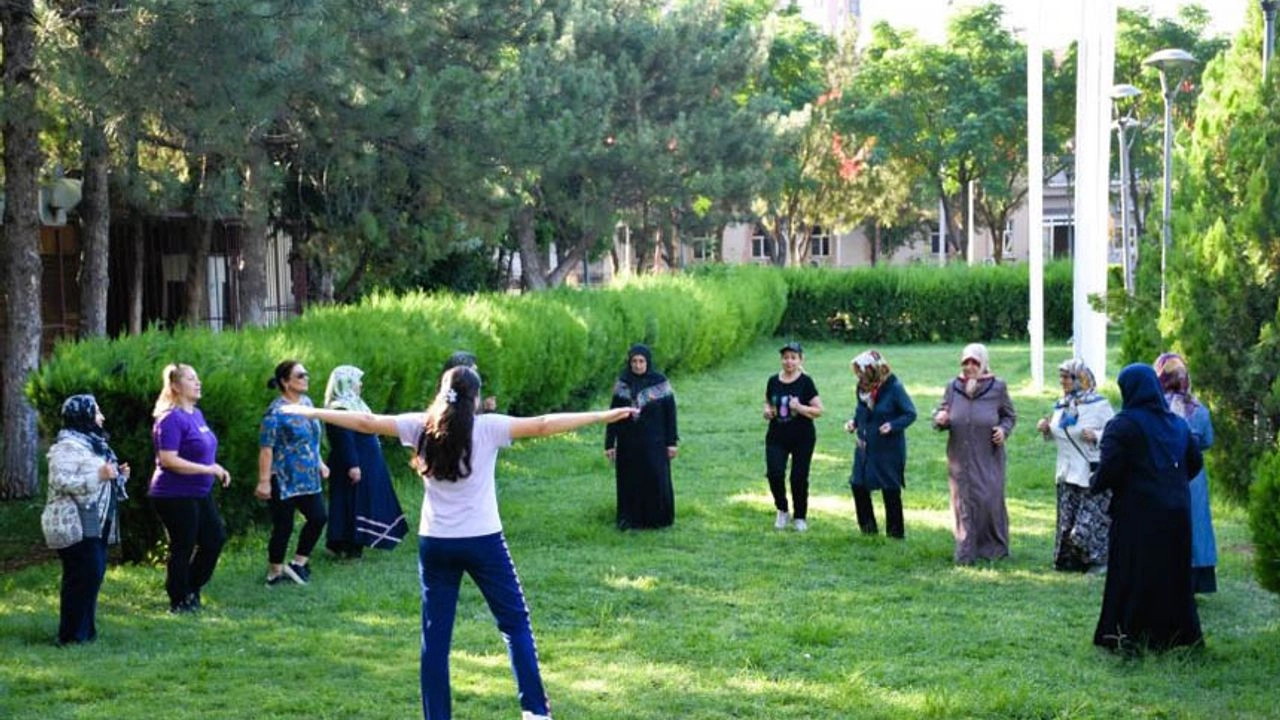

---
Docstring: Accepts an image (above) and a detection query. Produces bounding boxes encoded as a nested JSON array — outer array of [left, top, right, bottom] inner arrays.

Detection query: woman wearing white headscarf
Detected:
[[323, 365, 407, 558], [1036, 358, 1114, 572], [932, 343, 1016, 564]]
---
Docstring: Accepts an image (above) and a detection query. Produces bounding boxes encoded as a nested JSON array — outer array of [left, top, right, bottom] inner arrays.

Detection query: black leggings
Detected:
[[153, 495, 227, 605], [268, 482, 327, 564], [766, 437, 815, 520]]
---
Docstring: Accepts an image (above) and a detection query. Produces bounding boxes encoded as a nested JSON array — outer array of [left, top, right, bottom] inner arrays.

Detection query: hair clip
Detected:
[[446, 388, 458, 404]]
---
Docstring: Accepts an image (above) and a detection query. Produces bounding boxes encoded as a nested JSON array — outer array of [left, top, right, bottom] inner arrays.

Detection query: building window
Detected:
[[690, 237, 715, 262], [751, 227, 773, 259], [810, 227, 831, 258], [1044, 216, 1074, 260]]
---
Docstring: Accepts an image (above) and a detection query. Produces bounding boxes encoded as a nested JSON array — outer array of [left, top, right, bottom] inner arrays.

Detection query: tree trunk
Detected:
[[78, 123, 110, 337], [515, 205, 548, 290], [129, 214, 145, 335], [871, 222, 880, 267], [238, 154, 271, 326], [546, 232, 591, 287], [1, 0, 44, 499], [184, 216, 212, 326], [75, 1, 109, 338], [935, 179, 964, 258]]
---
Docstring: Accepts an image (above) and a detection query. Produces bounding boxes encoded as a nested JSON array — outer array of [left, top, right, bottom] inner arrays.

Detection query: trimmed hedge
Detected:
[[777, 261, 1075, 343], [27, 266, 786, 560]]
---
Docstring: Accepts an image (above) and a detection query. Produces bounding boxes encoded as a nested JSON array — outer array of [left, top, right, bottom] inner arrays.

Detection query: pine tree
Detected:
[[1165, 2, 1280, 508]]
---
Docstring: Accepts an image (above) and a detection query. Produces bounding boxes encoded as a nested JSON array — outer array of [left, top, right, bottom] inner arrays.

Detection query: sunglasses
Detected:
[[292, 371, 309, 380]]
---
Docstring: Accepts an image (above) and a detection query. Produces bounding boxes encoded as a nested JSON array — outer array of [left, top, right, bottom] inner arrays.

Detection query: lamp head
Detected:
[[1110, 83, 1142, 100], [1142, 48, 1197, 73]]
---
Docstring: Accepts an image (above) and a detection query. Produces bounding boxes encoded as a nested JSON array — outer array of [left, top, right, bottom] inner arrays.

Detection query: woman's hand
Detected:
[[254, 478, 271, 500], [991, 427, 1006, 446], [1081, 427, 1098, 444], [763, 403, 776, 421], [348, 466, 362, 484], [933, 409, 950, 427], [667, 446, 678, 459], [319, 461, 330, 480], [602, 407, 639, 424], [604, 448, 616, 463], [879, 422, 892, 435], [210, 463, 231, 488], [1036, 417, 1051, 435], [844, 419, 856, 434], [98, 461, 119, 481]]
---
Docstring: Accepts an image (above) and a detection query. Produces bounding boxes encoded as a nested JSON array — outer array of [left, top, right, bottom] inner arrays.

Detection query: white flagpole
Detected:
[[1028, 0, 1045, 391], [1072, 0, 1116, 381]]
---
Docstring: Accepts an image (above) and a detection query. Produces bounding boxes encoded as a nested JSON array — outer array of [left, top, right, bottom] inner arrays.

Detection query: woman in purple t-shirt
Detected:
[[149, 364, 232, 613], [279, 366, 635, 720]]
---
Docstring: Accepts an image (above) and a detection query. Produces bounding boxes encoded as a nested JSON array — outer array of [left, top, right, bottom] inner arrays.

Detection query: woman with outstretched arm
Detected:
[[280, 366, 635, 720]]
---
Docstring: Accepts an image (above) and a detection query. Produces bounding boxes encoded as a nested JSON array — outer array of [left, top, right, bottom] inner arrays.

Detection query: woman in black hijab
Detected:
[[41, 394, 129, 644], [1091, 364, 1204, 653], [605, 344, 679, 529]]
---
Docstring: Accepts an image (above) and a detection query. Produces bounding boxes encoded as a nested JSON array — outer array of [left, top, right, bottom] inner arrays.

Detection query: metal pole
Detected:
[[1159, 71, 1173, 309], [1116, 118, 1133, 295], [1264, 1, 1278, 75]]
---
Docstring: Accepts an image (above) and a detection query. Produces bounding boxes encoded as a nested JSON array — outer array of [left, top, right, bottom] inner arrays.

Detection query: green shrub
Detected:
[[27, 265, 786, 560], [776, 261, 1074, 343], [1250, 450, 1280, 593]]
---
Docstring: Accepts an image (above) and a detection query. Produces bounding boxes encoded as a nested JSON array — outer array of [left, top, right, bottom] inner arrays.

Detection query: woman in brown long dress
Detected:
[[932, 343, 1017, 564]]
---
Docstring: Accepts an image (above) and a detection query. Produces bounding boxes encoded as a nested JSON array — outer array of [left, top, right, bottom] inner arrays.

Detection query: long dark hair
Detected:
[[415, 366, 481, 482], [267, 359, 302, 391]]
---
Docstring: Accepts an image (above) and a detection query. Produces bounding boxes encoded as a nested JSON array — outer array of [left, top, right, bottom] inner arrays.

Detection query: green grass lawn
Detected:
[[2, 339, 1277, 719]]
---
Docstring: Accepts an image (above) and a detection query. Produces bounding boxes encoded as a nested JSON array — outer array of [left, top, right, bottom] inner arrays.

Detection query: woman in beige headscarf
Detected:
[[932, 344, 1017, 564], [323, 365, 407, 558]]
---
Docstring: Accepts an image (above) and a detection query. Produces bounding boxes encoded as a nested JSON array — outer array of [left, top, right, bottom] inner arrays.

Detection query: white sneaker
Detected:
[[794, 518, 808, 532], [774, 510, 791, 529]]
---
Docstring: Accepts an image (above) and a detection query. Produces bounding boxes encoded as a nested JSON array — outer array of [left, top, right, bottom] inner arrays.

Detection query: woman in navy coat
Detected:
[[845, 350, 917, 538]]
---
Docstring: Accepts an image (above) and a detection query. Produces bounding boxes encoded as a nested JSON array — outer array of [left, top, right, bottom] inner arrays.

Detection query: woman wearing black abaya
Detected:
[[605, 344, 678, 530], [1091, 364, 1204, 653]]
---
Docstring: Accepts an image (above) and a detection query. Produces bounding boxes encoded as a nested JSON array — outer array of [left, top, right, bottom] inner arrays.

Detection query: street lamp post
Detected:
[[1264, 1, 1278, 75], [1111, 83, 1141, 296], [1143, 48, 1197, 309]]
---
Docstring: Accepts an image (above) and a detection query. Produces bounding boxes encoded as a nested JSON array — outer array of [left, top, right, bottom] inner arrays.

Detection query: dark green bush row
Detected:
[[777, 261, 1075, 343], [28, 266, 786, 560]]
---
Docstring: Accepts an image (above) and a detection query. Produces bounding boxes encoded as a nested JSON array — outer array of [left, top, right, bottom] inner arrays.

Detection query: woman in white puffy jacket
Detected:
[[42, 394, 128, 645], [1036, 359, 1114, 573]]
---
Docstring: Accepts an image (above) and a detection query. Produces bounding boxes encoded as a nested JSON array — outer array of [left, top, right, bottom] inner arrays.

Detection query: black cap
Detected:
[[779, 341, 803, 355]]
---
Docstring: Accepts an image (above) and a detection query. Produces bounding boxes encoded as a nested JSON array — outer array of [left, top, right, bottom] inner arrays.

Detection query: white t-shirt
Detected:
[[394, 412, 514, 538]]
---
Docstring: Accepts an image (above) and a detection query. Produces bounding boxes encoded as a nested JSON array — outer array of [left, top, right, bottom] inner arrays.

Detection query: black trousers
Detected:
[[268, 482, 327, 564], [57, 533, 108, 644], [852, 486, 904, 538], [766, 436, 815, 520], [153, 494, 227, 606]]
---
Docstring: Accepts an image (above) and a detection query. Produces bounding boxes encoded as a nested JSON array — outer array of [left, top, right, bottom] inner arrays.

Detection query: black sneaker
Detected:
[[284, 562, 310, 585], [265, 573, 291, 587]]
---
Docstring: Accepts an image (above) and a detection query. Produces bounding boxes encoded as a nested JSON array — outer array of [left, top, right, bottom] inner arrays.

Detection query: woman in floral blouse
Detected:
[[257, 359, 329, 586]]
